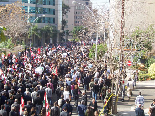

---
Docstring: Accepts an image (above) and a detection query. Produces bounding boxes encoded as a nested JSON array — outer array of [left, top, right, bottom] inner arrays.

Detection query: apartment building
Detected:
[[63, 0, 92, 39]]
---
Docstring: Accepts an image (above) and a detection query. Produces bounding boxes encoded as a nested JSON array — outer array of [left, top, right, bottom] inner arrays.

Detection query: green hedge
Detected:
[[139, 73, 150, 81]]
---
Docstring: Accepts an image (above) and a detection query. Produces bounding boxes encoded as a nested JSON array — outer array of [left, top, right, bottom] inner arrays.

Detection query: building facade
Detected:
[[62, 0, 92, 39]]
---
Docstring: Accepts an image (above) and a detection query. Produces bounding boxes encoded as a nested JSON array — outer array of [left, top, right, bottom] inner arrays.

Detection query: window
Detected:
[[30, 0, 36, 4], [66, 20, 68, 23], [43, 8, 55, 15], [86, 2, 89, 5], [66, 15, 68, 18], [22, 0, 28, 3], [43, 0, 55, 5]]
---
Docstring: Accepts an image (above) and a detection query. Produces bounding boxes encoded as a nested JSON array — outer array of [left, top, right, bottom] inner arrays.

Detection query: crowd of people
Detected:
[[0, 42, 113, 116]]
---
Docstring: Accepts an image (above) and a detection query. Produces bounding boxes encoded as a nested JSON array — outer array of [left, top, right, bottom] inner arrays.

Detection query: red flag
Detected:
[[43, 92, 50, 116], [55, 66, 58, 75], [20, 97, 24, 115], [38, 48, 41, 54]]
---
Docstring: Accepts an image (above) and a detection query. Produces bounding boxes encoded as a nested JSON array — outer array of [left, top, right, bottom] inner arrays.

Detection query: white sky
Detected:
[[91, 0, 110, 9]]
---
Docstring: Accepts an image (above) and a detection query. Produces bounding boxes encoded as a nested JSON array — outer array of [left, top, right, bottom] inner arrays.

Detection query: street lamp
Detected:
[[30, 14, 45, 47], [72, 1, 98, 62]]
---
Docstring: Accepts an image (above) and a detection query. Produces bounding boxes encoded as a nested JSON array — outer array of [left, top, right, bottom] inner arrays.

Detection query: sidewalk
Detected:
[[115, 80, 155, 116]]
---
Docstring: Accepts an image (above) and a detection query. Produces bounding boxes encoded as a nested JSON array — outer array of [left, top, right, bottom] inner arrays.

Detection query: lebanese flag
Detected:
[[55, 66, 58, 75], [38, 48, 41, 54], [43, 92, 47, 107], [20, 97, 24, 115], [43, 92, 50, 116], [52, 66, 58, 76]]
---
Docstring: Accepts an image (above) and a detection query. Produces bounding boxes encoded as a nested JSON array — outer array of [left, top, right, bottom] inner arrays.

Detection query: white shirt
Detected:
[[127, 80, 134, 90], [72, 74, 77, 81], [63, 91, 70, 100], [94, 72, 99, 78]]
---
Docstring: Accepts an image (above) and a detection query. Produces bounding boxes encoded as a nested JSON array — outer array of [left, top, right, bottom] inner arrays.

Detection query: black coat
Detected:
[[93, 84, 99, 93], [89, 101, 97, 112], [81, 94, 87, 106]]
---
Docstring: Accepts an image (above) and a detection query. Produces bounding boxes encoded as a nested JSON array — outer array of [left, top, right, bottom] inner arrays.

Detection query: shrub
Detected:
[[148, 63, 155, 79], [138, 73, 150, 81]]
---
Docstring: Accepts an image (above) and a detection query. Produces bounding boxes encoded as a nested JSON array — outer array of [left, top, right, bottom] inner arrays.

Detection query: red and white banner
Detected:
[[20, 97, 24, 115]]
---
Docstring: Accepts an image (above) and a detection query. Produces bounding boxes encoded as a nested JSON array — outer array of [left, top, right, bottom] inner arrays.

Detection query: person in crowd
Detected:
[[148, 99, 155, 116], [135, 104, 145, 116], [62, 99, 72, 116], [81, 91, 87, 106], [85, 106, 94, 116], [94, 110, 99, 116], [127, 78, 134, 100], [93, 81, 99, 101], [60, 107, 69, 116], [73, 84, 79, 107], [63, 88, 71, 101], [77, 100, 87, 116], [51, 101, 60, 116], [89, 98, 97, 113], [0, 105, 7, 116], [89, 79, 94, 98], [135, 92, 144, 108], [45, 84, 53, 105]]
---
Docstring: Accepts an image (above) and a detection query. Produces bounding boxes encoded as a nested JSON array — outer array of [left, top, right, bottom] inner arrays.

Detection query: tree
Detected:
[[62, 2, 70, 30], [28, 25, 40, 39], [40, 25, 57, 44], [81, 8, 108, 41], [89, 44, 108, 60], [0, 27, 7, 43], [0, 2, 30, 44], [72, 26, 85, 40], [28, 25, 57, 46]]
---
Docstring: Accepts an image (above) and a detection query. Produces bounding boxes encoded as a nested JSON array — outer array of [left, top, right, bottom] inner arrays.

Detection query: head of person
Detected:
[[139, 92, 141, 95], [153, 99, 155, 104], [1, 105, 5, 110], [66, 99, 69, 104], [94, 110, 99, 116], [81, 100, 85, 105], [63, 107, 67, 112]]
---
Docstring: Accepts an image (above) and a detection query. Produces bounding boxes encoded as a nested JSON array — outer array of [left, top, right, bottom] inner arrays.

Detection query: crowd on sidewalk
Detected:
[[0, 42, 115, 116]]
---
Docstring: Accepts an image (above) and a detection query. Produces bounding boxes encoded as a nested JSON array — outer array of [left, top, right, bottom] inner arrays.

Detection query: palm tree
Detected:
[[40, 25, 57, 46]]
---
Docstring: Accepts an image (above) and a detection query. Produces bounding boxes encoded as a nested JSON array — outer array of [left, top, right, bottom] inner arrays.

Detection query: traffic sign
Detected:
[[127, 60, 132, 66]]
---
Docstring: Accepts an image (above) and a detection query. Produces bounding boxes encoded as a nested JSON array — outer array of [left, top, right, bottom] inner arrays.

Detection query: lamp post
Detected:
[[30, 14, 45, 47], [72, 1, 98, 62]]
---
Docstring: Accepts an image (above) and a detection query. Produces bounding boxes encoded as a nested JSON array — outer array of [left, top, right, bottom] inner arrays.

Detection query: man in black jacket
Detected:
[[81, 91, 87, 106], [93, 81, 99, 101]]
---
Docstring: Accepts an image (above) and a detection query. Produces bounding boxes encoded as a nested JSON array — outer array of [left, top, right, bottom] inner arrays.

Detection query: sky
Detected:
[[91, 0, 110, 9]]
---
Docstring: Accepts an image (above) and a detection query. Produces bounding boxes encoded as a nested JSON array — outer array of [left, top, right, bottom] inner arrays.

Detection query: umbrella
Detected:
[[35, 67, 44, 74]]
